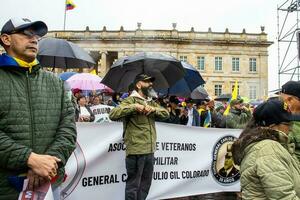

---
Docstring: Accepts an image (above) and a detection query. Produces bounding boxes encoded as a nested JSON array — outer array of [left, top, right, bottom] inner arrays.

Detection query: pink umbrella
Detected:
[[66, 73, 112, 91]]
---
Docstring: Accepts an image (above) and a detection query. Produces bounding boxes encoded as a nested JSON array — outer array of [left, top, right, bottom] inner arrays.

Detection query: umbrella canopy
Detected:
[[66, 73, 111, 91], [158, 61, 205, 97], [37, 37, 95, 69], [101, 52, 185, 92], [190, 86, 209, 100], [59, 71, 77, 81], [214, 93, 241, 101]]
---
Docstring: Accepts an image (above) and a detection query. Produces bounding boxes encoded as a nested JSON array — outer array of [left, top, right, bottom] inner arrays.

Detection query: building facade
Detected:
[[0, 24, 272, 99]]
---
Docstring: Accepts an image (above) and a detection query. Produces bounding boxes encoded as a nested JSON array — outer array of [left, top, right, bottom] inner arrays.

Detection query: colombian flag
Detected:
[[66, 0, 76, 10]]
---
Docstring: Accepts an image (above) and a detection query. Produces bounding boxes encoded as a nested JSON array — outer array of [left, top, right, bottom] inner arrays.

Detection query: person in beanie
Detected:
[[232, 99, 300, 200], [109, 74, 169, 200], [279, 80, 300, 162], [0, 18, 77, 199]]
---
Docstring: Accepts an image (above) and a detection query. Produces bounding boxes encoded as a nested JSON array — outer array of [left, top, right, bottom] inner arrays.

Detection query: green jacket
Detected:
[[0, 57, 77, 199], [289, 121, 300, 162], [109, 91, 169, 156], [239, 131, 300, 200], [225, 108, 251, 129]]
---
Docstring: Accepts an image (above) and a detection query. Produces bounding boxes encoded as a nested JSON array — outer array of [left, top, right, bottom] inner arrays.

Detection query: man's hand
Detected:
[[27, 169, 48, 191], [27, 152, 61, 179], [144, 105, 155, 115], [135, 104, 145, 113]]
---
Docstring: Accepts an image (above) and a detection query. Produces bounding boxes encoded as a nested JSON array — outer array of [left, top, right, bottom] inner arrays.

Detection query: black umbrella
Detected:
[[101, 52, 185, 92], [215, 93, 241, 101], [158, 61, 205, 97], [190, 86, 209, 100], [37, 38, 95, 69]]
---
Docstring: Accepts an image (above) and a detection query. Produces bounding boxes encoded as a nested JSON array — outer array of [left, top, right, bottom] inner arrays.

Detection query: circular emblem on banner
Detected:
[[211, 135, 240, 185]]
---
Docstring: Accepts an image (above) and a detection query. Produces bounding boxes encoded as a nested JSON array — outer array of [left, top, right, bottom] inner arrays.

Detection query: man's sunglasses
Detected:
[[10, 29, 41, 39]]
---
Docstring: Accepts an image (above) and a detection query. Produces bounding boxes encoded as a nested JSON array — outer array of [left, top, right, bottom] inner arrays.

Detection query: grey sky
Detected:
[[0, 0, 284, 91]]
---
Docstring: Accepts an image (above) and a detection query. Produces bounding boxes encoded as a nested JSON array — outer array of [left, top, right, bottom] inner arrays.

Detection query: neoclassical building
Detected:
[[1, 24, 273, 99]]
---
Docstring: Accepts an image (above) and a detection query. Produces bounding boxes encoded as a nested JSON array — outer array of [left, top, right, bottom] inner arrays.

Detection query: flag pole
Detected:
[[63, 0, 67, 30]]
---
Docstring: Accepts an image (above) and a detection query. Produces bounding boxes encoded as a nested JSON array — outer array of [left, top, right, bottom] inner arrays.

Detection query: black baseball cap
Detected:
[[134, 74, 155, 84], [1, 18, 48, 37], [253, 99, 300, 126], [279, 81, 300, 99]]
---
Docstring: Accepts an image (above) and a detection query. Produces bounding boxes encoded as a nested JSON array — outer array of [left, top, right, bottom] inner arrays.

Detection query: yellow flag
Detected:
[[90, 69, 97, 75], [223, 81, 238, 116]]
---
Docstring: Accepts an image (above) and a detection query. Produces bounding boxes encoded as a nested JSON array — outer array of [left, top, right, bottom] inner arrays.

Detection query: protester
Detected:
[[279, 80, 300, 161], [0, 18, 77, 199], [164, 96, 181, 124], [92, 95, 103, 106], [72, 88, 82, 98], [184, 98, 201, 126], [225, 99, 251, 129], [198, 99, 222, 128], [232, 99, 300, 199], [109, 74, 169, 200], [75, 95, 95, 122], [213, 104, 226, 128]]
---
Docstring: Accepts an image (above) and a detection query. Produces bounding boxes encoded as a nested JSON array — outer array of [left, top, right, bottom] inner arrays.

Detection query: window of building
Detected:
[[215, 57, 222, 71], [231, 84, 240, 95], [249, 85, 257, 99], [215, 84, 222, 96], [249, 58, 257, 72], [179, 55, 188, 62], [197, 56, 205, 71], [232, 57, 240, 72]]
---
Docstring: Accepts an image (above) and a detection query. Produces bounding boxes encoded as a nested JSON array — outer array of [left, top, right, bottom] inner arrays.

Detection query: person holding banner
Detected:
[[232, 99, 300, 200], [0, 18, 77, 199], [109, 74, 169, 200]]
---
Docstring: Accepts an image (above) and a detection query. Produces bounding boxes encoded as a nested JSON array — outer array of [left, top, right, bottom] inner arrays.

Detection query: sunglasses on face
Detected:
[[10, 29, 41, 39]]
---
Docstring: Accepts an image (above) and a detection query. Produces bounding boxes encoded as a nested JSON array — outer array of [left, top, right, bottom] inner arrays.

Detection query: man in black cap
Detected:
[[279, 80, 300, 161], [109, 74, 169, 200], [0, 18, 76, 199]]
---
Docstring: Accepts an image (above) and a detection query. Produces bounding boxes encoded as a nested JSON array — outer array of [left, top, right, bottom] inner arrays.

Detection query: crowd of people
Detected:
[[72, 87, 254, 130]]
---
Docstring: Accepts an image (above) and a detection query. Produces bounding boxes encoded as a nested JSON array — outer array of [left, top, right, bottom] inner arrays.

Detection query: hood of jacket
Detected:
[[130, 90, 152, 102], [0, 53, 40, 73], [232, 126, 290, 165]]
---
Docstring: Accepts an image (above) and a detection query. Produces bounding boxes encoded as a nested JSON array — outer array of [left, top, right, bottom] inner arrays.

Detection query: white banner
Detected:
[[90, 105, 114, 123], [61, 122, 241, 200]]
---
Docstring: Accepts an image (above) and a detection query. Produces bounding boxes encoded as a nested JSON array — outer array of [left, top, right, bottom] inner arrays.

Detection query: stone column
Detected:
[[99, 51, 108, 77]]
